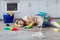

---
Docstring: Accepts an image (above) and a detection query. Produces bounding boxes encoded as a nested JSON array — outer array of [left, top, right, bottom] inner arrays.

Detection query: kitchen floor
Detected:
[[0, 21, 60, 40]]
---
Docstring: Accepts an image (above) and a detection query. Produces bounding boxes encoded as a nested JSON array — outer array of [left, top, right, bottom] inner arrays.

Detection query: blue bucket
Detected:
[[3, 13, 14, 23]]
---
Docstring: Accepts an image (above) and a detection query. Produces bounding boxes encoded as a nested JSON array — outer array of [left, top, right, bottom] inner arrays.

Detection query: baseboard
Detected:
[[0, 19, 3, 21], [52, 17, 60, 19]]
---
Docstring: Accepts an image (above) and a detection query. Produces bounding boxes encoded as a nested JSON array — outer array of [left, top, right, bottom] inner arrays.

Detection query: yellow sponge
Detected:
[[54, 28, 60, 32]]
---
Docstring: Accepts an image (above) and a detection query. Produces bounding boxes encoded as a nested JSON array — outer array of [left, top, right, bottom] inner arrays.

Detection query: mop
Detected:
[[32, 24, 44, 38], [32, 16, 45, 38]]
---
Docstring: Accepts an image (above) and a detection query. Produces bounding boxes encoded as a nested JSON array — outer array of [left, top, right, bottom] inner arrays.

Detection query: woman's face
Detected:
[[18, 20, 24, 27]]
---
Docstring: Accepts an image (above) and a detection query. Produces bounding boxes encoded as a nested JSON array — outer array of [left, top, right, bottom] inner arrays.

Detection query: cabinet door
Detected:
[[0, 2, 1, 16], [48, 0, 57, 18], [31, 0, 48, 16], [19, 1, 29, 18], [0, 2, 1, 19], [0, 1, 5, 19], [57, 0, 60, 18]]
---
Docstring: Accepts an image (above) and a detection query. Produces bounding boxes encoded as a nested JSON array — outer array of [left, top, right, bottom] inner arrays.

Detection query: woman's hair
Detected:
[[16, 19, 26, 26]]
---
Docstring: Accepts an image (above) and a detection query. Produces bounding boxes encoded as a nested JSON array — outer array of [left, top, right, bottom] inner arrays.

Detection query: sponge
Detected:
[[54, 28, 60, 32]]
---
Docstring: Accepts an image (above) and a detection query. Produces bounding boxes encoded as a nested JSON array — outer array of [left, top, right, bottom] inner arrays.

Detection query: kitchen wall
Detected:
[[0, 0, 60, 19]]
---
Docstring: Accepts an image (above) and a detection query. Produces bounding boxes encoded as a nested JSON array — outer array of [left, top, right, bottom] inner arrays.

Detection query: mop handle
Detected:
[[40, 23, 43, 32], [40, 16, 44, 32]]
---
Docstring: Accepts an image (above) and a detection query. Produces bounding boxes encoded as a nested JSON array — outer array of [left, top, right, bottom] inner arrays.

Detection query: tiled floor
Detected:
[[0, 21, 60, 40]]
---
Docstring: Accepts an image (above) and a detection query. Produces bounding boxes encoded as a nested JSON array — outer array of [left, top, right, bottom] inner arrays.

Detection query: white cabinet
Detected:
[[0, 0, 60, 19]]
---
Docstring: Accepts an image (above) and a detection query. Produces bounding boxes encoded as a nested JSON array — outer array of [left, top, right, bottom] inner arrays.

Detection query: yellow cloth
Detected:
[[9, 11, 12, 16], [26, 23, 33, 28]]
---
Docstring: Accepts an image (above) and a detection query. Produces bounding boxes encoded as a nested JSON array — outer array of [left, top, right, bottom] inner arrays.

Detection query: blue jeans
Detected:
[[42, 21, 50, 28]]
